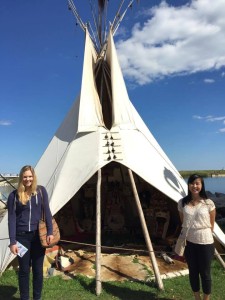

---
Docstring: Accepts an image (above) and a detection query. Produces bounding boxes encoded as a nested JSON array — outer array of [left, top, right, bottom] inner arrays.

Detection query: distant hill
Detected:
[[179, 170, 225, 178]]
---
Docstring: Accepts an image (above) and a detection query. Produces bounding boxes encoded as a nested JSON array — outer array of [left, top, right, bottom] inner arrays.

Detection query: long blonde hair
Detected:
[[17, 165, 37, 205]]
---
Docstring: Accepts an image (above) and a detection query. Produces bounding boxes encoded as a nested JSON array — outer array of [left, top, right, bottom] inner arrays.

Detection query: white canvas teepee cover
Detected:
[[33, 30, 189, 215], [0, 213, 15, 275], [35, 30, 189, 213], [1, 29, 225, 274]]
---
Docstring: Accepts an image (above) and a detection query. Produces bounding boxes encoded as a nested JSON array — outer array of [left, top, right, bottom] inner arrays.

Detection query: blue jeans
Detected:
[[16, 230, 45, 300]]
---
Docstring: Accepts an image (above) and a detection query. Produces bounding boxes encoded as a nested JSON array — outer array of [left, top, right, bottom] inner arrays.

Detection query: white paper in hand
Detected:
[[17, 241, 28, 257]]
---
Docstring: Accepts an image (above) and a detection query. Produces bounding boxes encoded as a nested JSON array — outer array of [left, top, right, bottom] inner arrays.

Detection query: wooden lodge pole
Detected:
[[128, 168, 164, 290], [96, 169, 102, 295], [214, 248, 225, 269]]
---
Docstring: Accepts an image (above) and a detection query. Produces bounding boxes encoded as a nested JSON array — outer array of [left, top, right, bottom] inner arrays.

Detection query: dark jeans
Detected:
[[16, 230, 45, 300], [184, 241, 215, 295]]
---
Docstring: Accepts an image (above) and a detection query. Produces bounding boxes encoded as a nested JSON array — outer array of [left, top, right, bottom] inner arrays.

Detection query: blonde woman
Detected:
[[8, 165, 53, 300]]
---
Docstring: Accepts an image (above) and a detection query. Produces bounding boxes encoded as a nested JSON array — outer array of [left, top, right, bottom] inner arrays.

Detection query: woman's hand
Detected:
[[10, 244, 18, 255], [46, 235, 54, 245]]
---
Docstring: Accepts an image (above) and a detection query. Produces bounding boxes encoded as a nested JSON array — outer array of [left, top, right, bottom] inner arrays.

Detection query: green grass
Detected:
[[0, 260, 225, 299]]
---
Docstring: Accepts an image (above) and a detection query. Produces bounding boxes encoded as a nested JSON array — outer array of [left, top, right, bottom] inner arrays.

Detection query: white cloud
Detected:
[[193, 115, 203, 119], [194, 115, 225, 122], [0, 120, 12, 126], [193, 115, 214, 120], [206, 116, 225, 122], [117, 0, 225, 85], [204, 78, 215, 83], [193, 115, 225, 133]]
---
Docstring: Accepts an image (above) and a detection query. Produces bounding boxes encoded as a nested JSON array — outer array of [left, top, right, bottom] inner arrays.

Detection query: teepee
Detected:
[[1, 0, 225, 293]]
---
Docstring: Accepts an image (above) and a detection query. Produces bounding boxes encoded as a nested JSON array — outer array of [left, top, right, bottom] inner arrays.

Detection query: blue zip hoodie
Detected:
[[7, 185, 53, 246]]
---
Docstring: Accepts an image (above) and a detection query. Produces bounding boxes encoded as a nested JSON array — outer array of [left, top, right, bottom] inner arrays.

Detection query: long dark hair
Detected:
[[182, 174, 208, 206]]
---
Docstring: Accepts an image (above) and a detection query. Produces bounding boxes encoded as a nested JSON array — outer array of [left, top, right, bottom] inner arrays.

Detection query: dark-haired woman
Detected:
[[178, 174, 216, 300], [8, 165, 54, 300]]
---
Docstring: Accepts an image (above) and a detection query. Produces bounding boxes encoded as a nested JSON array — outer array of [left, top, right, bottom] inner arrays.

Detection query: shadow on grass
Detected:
[[0, 285, 18, 299], [103, 281, 174, 300], [76, 276, 174, 300]]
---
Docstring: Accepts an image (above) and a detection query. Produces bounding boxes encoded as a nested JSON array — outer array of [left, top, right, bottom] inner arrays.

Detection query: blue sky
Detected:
[[0, 0, 225, 174]]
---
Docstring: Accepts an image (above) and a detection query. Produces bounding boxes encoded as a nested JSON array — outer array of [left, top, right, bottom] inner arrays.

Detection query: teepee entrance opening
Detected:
[[54, 162, 180, 254]]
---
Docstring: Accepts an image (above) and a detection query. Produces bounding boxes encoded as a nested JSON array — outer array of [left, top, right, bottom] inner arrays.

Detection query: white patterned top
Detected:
[[178, 199, 215, 244]]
